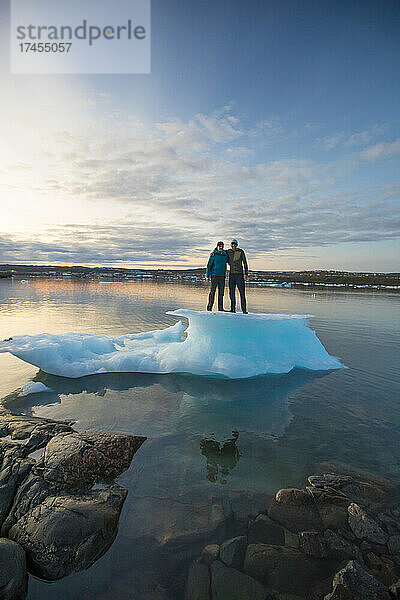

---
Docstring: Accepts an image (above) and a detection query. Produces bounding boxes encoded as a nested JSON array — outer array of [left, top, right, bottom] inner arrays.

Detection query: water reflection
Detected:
[[200, 431, 241, 485], [7, 368, 329, 440]]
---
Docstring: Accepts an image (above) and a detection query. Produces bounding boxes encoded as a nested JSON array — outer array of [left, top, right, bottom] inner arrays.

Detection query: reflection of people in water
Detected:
[[200, 430, 241, 484]]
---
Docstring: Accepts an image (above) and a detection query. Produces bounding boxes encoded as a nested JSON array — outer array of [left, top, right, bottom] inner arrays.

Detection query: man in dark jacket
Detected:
[[206, 241, 228, 311], [226, 239, 248, 313]]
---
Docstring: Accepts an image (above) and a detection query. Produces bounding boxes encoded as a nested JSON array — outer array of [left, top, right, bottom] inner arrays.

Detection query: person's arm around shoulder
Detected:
[[242, 249, 249, 280], [206, 254, 214, 280]]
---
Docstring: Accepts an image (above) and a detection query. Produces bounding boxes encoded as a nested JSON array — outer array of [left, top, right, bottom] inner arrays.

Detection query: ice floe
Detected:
[[20, 381, 53, 396], [0, 310, 344, 379]]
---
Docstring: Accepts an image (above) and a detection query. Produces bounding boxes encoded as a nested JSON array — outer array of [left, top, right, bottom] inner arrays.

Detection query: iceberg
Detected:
[[0, 310, 344, 379]]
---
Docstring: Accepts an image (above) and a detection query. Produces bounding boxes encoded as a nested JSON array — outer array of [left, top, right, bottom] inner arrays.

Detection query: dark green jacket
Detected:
[[226, 248, 248, 276]]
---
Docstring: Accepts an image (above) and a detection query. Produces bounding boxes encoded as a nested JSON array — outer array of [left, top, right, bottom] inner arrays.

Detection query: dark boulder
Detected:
[[275, 488, 313, 505], [0, 413, 73, 452], [243, 543, 325, 596], [318, 504, 350, 531], [363, 552, 399, 588], [1, 472, 52, 536], [388, 535, 400, 555], [324, 560, 392, 599], [248, 514, 285, 545], [308, 474, 353, 490], [42, 431, 146, 487], [298, 530, 328, 558], [390, 580, 400, 599], [219, 536, 247, 570], [0, 537, 27, 600], [348, 503, 388, 545], [185, 560, 210, 600], [0, 442, 34, 528], [323, 529, 363, 563], [268, 500, 323, 533], [8, 485, 127, 581], [201, 544, 220, 565], [210, 559, 267, 600]]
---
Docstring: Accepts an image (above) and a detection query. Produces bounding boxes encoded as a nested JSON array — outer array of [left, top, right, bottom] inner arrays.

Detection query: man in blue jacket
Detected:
[[206, 241, 228, 311]]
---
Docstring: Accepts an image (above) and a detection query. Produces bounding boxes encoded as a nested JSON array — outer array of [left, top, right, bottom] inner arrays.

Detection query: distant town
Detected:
[[0, 264, 399, 290]]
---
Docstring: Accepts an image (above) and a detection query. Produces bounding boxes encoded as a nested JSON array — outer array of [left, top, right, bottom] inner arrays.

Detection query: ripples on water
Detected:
[[0, 278, 399, 599]]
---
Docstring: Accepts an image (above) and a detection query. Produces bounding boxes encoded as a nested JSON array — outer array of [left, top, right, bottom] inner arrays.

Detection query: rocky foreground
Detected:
[[185, 472, 400, 600], [0, 406, 146, 599]]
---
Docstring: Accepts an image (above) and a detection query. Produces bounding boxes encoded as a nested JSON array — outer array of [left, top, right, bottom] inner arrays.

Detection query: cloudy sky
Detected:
[[0, 0, 399, 271]]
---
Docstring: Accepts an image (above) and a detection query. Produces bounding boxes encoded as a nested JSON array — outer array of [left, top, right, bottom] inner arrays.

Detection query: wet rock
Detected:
[[0, 442, 34, 528], [1, 472, 52, 536], [392, 554, 400, 568], [309, 577, 336, 600], [337, 526, 357, 542], [243, 543, 324, 595], [317, 464, 397, 507], [284, 529, 299, 549], [263, 593, 303, 600], [185, 560, 210, 600], [324, 560, 392, 599], [0, 413, 73, 452], [388, 535, 400, 555], [318, 504, 350, 531], [8, 484, 127, 581], [364, 553, 399, 588], [323, 529, 362, 562], [201, 544, 219, 565], [248, 514, 285, 545], [0, 538, 27, 600], [348, 503, 388, 544], [268, 499, 323, 533], [390, 580, 400, 599], [42, 431, 146, 487], [298, 530, 328, 558], [307, 487, 350, 505], [360, 541, 389, 563], [377, 511, 400, 536], [364, 551, 384, 571], [308, 474, 353, 490], [275, 488, 313, 505], [210, 559, 267, 600], [219, 536, 247, 570]]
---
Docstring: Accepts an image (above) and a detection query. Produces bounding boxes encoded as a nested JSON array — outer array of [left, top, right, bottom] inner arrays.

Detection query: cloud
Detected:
[[0, 105, 399, 267], [317, 124, 389, 151], [251, 116, 285, 139], [358, 138, 400, 161], [1, 184, 399, 266], [317, 133, 346, 150], [0, 225, 206, 266]]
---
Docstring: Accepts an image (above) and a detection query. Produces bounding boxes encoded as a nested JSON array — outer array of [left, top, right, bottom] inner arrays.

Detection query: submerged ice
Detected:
[[0, 310, 344, 379]]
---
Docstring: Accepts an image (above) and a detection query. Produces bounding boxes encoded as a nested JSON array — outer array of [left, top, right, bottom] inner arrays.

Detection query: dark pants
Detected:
[[207, 275, 225, 310], [229, 273, 247, 312]]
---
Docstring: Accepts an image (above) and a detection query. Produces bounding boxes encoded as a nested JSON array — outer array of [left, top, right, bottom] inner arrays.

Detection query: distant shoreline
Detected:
[[0, 264, 399, 291]]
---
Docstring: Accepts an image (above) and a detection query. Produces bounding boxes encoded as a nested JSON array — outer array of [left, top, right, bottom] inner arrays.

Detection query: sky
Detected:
[[0, 0, 399, 271]]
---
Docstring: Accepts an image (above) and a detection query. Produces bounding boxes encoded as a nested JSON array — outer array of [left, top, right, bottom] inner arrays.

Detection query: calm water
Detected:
[[0, 278, 400, 600]]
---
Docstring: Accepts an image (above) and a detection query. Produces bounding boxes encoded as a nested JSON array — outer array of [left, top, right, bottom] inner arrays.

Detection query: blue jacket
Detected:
[[206, 248, 228, 277]]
